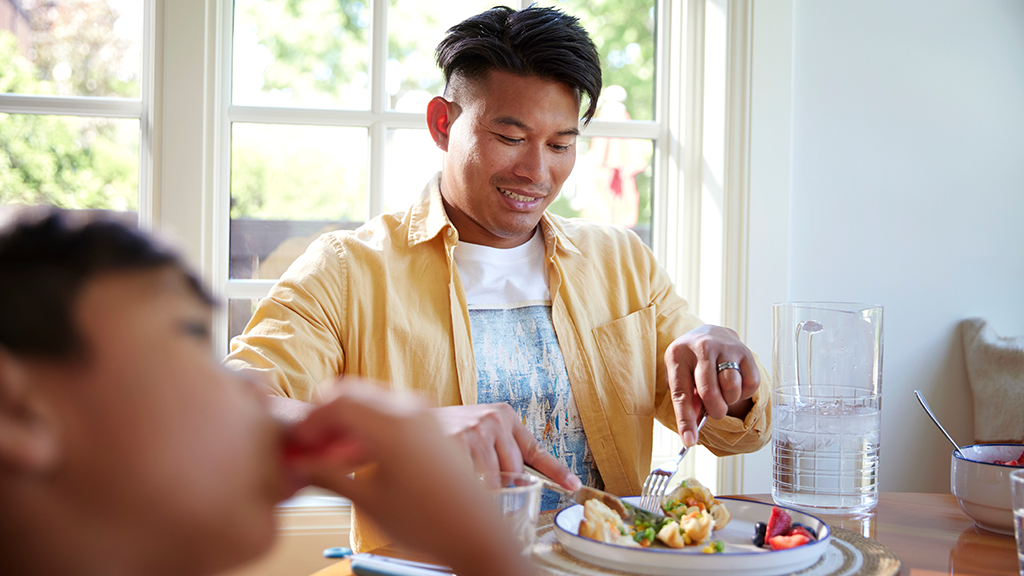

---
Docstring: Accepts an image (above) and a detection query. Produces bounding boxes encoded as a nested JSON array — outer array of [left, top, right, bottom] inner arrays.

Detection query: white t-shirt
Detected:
[[454, 230, 602, 510]]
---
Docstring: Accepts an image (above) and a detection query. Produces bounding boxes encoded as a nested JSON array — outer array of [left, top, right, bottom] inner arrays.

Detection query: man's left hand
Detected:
[[664, 324, 760, 447]]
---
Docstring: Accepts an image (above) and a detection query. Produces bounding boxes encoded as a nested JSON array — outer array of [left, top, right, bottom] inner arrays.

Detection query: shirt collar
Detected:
[[407, 172, 452, 246], [407, 172, 582, 257]]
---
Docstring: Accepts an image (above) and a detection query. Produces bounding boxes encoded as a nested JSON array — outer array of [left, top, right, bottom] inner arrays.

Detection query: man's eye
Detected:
[[551, 144, 571, 152], [498, 135, 523, 144]]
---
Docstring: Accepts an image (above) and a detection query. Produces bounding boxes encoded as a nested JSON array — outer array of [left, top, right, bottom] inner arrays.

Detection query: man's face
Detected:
[[45, 267, 295, 574], [436, 69, 580, 248]]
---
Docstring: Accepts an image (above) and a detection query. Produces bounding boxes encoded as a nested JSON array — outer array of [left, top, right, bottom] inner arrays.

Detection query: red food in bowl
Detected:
[[951, 443, 1024, 535], [991, 449, 1024, 466]]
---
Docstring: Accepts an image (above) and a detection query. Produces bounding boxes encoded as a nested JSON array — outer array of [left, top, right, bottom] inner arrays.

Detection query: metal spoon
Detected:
[[914, 389, 963, 457]]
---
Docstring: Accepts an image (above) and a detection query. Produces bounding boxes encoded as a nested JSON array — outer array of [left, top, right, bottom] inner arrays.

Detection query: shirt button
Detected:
[[447, 229, 454, 237]]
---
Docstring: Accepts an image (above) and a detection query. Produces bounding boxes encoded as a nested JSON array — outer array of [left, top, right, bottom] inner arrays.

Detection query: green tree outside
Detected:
[[0, 0, 140, 212]]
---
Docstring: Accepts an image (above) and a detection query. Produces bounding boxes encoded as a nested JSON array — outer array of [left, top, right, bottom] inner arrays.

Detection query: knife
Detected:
[[522, 465, 667, 524]]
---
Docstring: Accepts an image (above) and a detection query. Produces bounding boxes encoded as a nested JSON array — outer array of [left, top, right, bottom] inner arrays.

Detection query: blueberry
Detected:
[[752, 521, 767, 547]]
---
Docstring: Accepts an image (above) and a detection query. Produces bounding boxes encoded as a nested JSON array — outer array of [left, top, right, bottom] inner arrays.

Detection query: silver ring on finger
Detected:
[[716, 361, 741, 374]]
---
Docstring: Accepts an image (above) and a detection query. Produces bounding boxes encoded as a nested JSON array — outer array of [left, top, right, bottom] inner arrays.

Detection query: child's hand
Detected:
[[284, 381, 534, 576]]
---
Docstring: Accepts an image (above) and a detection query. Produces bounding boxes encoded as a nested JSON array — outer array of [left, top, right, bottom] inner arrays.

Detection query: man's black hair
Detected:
[[435, 5, 602, 124], [0, 208, 213, 359]]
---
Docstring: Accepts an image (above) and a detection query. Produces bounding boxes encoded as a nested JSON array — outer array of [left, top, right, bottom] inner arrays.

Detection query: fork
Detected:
[[639, 411, 708, 512]]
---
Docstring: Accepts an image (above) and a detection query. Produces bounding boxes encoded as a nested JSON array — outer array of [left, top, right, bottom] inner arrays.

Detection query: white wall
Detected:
[[747, 0, 1024, 494]]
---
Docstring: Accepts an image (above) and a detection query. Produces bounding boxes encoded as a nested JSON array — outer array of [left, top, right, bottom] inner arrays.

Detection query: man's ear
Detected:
[[0, 348, 58, 473], [426, 96, 459, 152]]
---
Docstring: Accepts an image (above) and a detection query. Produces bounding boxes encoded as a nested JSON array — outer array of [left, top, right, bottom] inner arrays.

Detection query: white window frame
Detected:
[[159, 0, 757, 495], [0, 0, 158, 229]]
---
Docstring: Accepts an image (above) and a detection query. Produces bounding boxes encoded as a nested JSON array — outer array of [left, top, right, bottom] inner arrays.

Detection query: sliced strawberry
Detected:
[[769, 533, 811, 550], [765, 506, 792, 540], [786, 525, 815, 540]]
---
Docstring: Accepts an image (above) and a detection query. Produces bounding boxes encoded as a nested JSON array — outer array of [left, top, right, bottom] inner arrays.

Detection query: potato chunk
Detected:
[[578, 499, 639, 547], [654, 509, 713, 548]]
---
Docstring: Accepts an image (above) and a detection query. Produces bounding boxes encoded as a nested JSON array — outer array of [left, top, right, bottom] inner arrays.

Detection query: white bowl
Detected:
[[950, 443, 1024, 535]]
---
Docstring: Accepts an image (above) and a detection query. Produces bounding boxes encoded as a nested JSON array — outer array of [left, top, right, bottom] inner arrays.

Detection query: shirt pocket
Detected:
[[592, 305, 657, 415]]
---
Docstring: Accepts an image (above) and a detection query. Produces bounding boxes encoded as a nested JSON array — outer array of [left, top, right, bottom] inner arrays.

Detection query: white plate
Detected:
[[553, 497, 831, 576]]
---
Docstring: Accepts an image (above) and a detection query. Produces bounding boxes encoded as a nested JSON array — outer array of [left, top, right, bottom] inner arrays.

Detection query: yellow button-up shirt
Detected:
[[226, 173, 771, 552]]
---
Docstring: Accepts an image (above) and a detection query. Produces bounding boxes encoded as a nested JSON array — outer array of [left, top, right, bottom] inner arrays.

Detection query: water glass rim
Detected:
[[479, 471, 541, 492], [772, 301, 883, 313]]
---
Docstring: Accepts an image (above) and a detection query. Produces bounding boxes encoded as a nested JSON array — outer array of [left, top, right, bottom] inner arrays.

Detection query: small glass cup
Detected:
[[1011, 469, 1024, 575], [480, 472, 542, 557]]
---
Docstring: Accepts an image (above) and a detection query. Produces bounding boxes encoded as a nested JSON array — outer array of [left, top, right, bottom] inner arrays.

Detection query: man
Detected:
[[227, 5, 771, 552], [0, 209, 532, 576]]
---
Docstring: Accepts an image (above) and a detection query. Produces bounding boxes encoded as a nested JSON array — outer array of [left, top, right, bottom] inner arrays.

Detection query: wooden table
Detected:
[[313, 492, 1018, 576]]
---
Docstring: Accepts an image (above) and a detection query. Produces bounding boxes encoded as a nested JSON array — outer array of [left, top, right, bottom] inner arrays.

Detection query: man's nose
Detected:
[[512, 143, 546, 183]]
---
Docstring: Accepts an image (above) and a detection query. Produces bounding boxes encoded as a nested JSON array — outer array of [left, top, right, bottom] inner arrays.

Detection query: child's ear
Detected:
[[0, 348, 58, 473]]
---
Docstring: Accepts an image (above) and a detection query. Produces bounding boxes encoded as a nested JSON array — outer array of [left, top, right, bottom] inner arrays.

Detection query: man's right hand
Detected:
[[434, 403, 581, 492]]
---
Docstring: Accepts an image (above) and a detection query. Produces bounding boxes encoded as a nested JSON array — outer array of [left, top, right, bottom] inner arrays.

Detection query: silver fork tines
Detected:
[[639, 413, 708, 512]]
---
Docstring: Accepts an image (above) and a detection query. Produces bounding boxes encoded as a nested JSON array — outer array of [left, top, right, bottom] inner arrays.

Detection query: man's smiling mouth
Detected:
[[498, 187, 539, 203]]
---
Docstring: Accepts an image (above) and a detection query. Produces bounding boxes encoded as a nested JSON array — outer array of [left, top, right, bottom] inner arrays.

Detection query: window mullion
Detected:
[[681, 0, 706, 315], [212, 0, 235, 358], [139, 0, 157, 231], [0, 94, 143, 117], [581, 119, 661, 140], [368, 0, 388, 218]]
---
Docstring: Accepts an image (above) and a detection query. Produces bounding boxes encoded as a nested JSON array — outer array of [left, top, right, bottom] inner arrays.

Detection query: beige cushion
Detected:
[[962, 318, 1024, 443]]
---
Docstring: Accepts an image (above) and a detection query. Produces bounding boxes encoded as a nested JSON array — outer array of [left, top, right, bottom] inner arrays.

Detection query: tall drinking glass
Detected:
[[772, 302, 883, 514]]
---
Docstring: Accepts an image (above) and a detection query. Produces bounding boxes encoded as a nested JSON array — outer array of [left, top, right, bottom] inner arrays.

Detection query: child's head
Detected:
[[0, 209, 298, 575]]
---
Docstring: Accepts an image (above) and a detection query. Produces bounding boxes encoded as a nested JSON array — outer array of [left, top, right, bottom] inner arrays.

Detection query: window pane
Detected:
[[1, 0, 142, 98], [386, 0, 496, 111], [228, 298, 259, 342], [233, 0, 371, 109], [230, 123, 368, 279], [550, 136, 653, 246], [0, 113, 139, 211], [384, 128, 440, 213], [534, 0, 656, 121]]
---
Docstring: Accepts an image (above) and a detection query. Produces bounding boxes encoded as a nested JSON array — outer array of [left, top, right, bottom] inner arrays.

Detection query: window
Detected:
[[0, 0, 154, 227], [218, 0, 665, 344]]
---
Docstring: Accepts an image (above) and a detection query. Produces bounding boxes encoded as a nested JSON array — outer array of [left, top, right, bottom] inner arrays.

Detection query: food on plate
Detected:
[[702, 540, 725, 554], [752, 522, 767, 547], [661, 477, 731, 529], [993, 449, 1024, 466], [751, 506, 818, 550], [576, 478, 730, 550], [654, 509, 713, 547], [578, 499, 640, 547], [765, 506, 791, 540]]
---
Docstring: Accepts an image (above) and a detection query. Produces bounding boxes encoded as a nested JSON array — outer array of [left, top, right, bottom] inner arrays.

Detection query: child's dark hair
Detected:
[[435, 5, 602, 124], [0, 208, 213, 359]]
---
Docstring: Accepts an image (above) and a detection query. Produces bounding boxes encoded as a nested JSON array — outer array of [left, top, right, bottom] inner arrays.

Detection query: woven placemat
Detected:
[[531, 512, 900, 576]]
